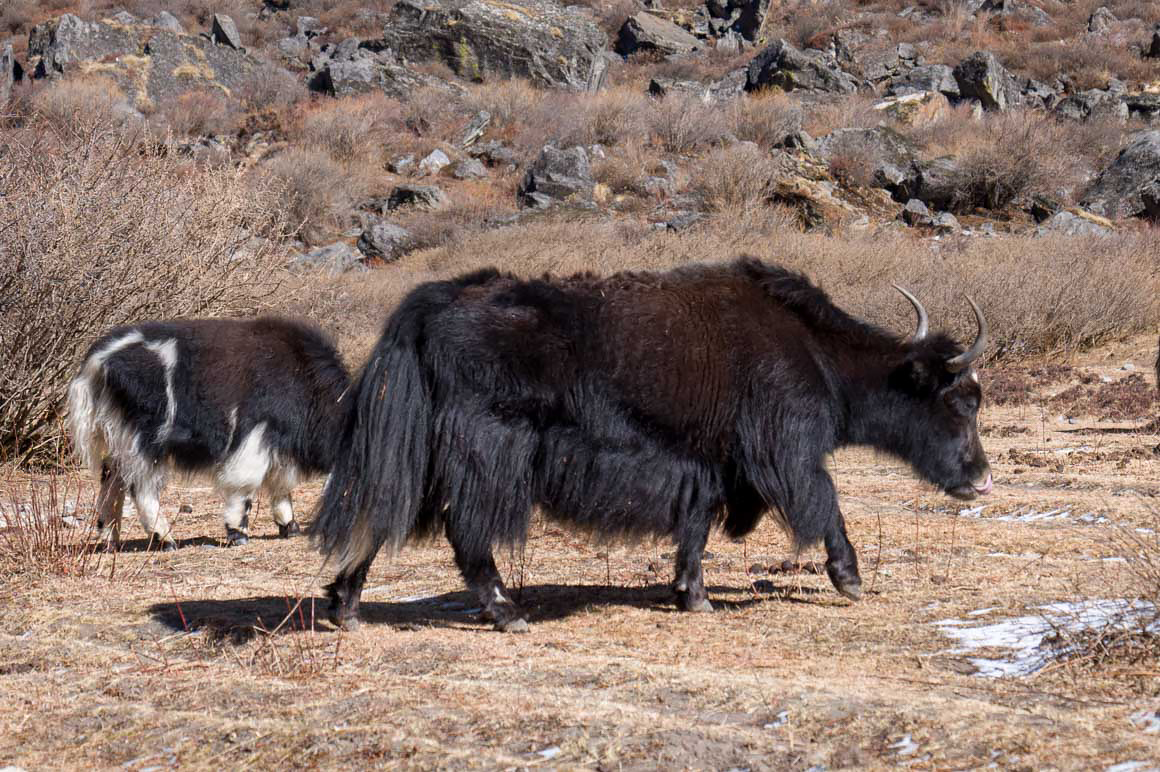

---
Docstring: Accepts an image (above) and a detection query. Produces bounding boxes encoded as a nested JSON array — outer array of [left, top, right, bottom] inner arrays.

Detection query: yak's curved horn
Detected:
[[946, 296, 988, 372], [893, 284, 929, 341]]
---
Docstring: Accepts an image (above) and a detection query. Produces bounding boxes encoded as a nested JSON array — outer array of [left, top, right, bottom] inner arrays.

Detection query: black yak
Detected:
[[68, 318, 350, 549], [313, 258, 992, 632]]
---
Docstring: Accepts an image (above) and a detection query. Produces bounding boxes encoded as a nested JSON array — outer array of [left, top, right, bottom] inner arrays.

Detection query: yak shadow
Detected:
[[103, 535, 221, 553], [148, 581, 831, 643]]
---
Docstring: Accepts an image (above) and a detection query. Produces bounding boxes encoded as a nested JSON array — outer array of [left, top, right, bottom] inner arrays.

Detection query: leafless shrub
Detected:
[[0, 121, 288, 465], [30, 76, 137, 136], [648, 94, 730, 154], [0, 470, 100, 578], [293, 94, 403, 165], [152, 89, 240, 138], [694, 143, 777, 213], [728, 93, 803, 149], [237, 63, 307, 112], [264, 147, 367, 244]]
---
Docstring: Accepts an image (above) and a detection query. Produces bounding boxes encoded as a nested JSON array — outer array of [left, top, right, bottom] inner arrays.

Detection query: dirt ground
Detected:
[[1, 336, 1157, 771]]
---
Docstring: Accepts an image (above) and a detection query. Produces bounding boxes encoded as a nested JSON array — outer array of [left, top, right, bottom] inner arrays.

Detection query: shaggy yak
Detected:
[[68, 318, 350, 549], [313, 258, 992, 632]]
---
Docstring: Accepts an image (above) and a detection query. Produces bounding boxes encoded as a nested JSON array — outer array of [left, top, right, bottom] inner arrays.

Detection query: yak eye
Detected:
[[945, 390, 979, 416]]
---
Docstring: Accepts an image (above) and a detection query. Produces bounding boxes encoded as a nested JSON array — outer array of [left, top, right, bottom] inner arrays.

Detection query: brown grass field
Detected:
[[0, 335, 1157, 770]]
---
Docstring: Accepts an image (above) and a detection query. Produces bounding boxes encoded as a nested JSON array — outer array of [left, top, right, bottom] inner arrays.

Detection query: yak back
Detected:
[[91, 317, 350, 474]]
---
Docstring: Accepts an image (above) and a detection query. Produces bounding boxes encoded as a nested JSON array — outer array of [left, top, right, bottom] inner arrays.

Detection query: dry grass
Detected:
[[694, 143, 778, 213], [0, 469, 100, 579], [648, 93, 731, 154], [152, 89, 240, 139], [0, 120, 288, 464], [263, 147, 370, 244], [28, 76, 137, 135]]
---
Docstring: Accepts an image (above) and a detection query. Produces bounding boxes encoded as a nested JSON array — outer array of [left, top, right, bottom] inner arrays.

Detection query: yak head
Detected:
[[882, 287, 992, 501]]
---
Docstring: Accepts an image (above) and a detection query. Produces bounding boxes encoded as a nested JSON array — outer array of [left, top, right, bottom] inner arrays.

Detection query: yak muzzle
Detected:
[[947, 471, 993, 501]]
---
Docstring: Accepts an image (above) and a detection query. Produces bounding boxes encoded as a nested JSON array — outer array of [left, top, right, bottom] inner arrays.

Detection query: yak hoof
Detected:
[[339, 616, 360, 632], [685, 598, 715, 613], [497, 617, 530, 634], [160, 539, 178, 552], [329, 607, 360, 631], [836, 581, 863, 601], [225, 529, 249, 547], [278, 520, 301, 538]]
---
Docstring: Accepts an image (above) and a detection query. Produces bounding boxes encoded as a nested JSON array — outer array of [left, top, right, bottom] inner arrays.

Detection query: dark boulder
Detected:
[[746, 39, 859, 94], [1080, 131, 1160, 221], [518, 145, 595, 207], [616, 13, 702, 57], [357, 222, 413, 261], [1123, 93, 1160, 123], [888, 64, 959, 98], [211, 14, 243, 50], [952, 51, 1022, 111], [387, 184, 449, 210], [649, 68, 747, 102], [1055, 89, 1127, 122], [380, 0, 610, 91]]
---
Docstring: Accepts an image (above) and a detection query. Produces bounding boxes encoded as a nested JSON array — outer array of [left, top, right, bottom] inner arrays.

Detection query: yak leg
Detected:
[[96, 460, 126, 547], [673, 514, 714, 612], [326, 557, 373, 632], [222, 493, 251, 546], [446, 527, 527, 633], [824, 510, 862, 601], [131, 483, 177, 551], [270, 492, 300, 538]]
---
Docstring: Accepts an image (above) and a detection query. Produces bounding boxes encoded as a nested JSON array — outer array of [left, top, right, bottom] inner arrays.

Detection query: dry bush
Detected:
[[648, 94, 730, 154], [152, 89, 240, 138], [0, 471, 100, 578], [389, 181, 518, 254], [0, 122, 288, 465], [728, 92, 803, 149], [293, 93, 403, 165], [694, 143, 777, 213], [237, 63, 308, 113], [592, 140, 661, 197], [462, 79, 541, 129], [30, 76, 137, 136], [800, 93, 881, 137], [401, 84, 470, 140], [566, 86, 652, 148], [263, 147, 367, 244], [300, 212, 1159, 367]]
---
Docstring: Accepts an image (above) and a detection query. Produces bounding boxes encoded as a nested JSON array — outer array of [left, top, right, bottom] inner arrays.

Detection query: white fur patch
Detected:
[[144, 339, 178, 443], [217, 423, 272, 492]]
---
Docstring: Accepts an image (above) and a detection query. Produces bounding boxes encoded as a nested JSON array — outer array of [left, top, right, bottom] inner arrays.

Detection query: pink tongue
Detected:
[[975, 473, 993, 495]]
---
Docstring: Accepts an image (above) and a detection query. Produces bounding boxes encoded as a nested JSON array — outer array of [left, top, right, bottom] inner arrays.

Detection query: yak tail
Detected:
[[66, 370, 103, 476], [310, 293, 438, 575]]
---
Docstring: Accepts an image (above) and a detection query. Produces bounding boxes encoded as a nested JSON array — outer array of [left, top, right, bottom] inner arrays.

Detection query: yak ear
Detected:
[[889, 357, 941, 396]]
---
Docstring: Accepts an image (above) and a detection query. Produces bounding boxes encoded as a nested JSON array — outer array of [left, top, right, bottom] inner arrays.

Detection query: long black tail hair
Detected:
[[310, 270, 499, 573]]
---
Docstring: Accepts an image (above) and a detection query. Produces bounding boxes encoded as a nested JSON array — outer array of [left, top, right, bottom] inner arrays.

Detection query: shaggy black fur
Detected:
[[313, 258, 992, 631]]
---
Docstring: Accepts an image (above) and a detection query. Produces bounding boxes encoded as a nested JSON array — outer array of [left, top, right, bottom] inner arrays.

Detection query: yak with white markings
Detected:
[[68, 318, 350, 549], [313, 258, 993, 632]]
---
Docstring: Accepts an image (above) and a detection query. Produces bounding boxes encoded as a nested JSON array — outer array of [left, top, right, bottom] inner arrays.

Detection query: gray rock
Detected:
[[153, 11, 185, 34], [978, 0, 1051, 26], [952, 51, 1022, 111], [28, 13, 272, 108], [459, 110, 491, 147], [1123, 92, 1160, 122], [311, 48, 460, 100], [900, 197, 931, 225], [1087, 6, 1115, 33], [1029, 194, 1062, 222], [211, 14, 243, 50], [888, 64, 959, 98], [518, 145, 595, 207], [470, 140, 519, 169], [357, 222, 413, 261], [1037, 210, 1111, 236], [1055, 89, 1127, 122], [389, 155, 415, 174], [111, 11, 138, 25], [930, 211, 961, 233], [419, 148, 451, 176], [660, 211, 704, 231], [1021, 78, 1058, 109], [703, 0, 770, 41], [1080, 131, 1160, 221], [381, 0, 610, 91], [290, 242, 366, 274], [648, 67, 747, 102], [0, 44, 23, 105], [746, 39, 859, 94], [296, 16, 326, 38], [814, 127, 920, 197], [910, 156, 960, 210], [452, 158, 488, 179], [387, 184, 448, 210], [616, 13, 702, 56]]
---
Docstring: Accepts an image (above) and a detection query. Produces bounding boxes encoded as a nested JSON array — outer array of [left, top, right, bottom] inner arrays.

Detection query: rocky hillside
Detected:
[[2, 0, 1159, 271]]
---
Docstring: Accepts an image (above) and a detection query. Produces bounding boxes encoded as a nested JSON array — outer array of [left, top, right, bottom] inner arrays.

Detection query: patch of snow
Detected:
[[1105, 762, 1155, 772], [763, 710, 789, 729], [967, 607, 1001, 617], [935, 599, 1159, 678], [889, 734, 919, 756], [536, 746, 561, 760], [1129, 709, 1160, 733]]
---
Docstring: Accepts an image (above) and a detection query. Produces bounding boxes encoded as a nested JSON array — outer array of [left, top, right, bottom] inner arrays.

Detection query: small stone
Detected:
[[418, 148, 451, 176], [211, 14, 243, 50], [452, 158, 487, 180]]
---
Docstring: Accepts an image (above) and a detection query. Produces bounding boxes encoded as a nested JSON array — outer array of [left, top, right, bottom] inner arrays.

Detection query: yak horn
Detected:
[[893, 285, 929, 341], [946, 296, 988, 372]]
